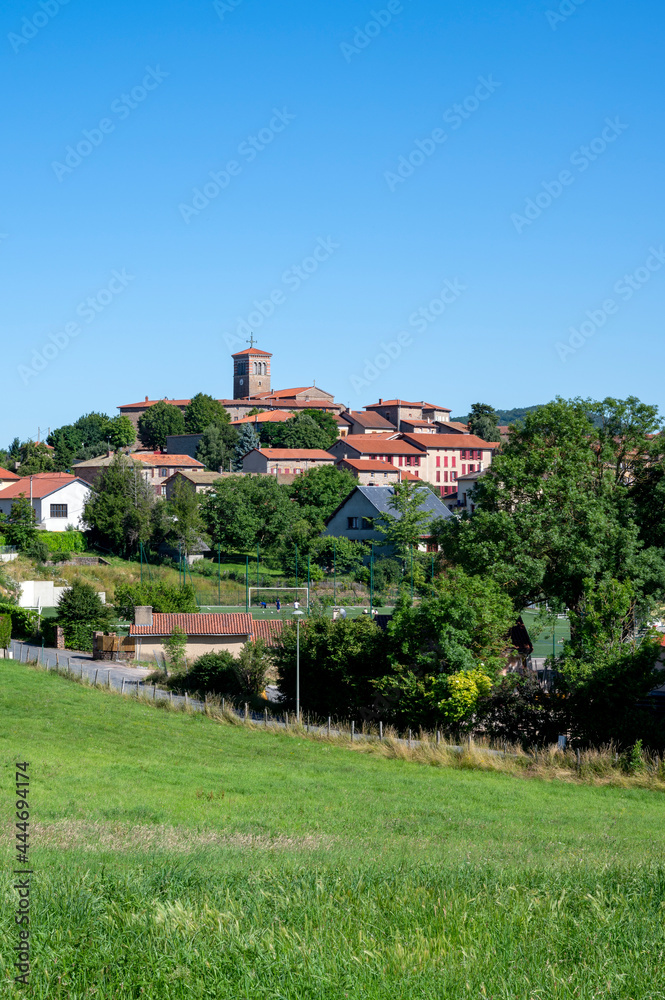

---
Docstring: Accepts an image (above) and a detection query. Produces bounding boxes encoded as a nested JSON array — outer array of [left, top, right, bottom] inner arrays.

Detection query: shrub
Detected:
[[233, 639, 270, 697], [37, 531, 87, 554], [172, 651, 241, 697], [0, 603, 39, 641], [0, 614, 11, 649], [55, 580, 115, 653], [24, 538, 50, 564], [163, 627, 188, 675]]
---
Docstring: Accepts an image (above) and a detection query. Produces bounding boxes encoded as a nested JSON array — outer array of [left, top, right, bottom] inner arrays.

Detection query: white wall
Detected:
[[19, 581, 105, 609], [0, 480, 92, 532]]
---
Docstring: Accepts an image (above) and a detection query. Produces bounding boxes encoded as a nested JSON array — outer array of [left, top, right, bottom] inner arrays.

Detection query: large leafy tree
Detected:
[[15, 441, 56, 476], [196, 422, 238, 473], [106, 415, 136, 450], [164, 477, 208, 557], [184, 393, 230, 433], [49, 412, 131, 468], [375, 570, 516, 730], [200, 474, 293, 551], [261, 412, 331, 450], [289, 465, 356, 526], [233, 425, 261, 470], [435, 397, 665, 628], [82, 455, 154, 555], [137, 401, 186, 451], [467, 402, 500, 442], [55, 579, 116, 652]]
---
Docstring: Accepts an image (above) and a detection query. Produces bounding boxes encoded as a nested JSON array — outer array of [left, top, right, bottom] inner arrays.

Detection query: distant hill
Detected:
[[451, 405, 544, 426]]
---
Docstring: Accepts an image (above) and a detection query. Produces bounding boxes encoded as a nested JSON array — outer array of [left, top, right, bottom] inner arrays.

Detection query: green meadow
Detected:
[[1, 662, 664, 999]]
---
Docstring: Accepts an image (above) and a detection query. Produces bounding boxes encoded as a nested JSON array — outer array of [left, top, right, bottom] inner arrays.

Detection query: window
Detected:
[[361, 517, 374, 530], [50, 504, 68, 518], [414, 456, 420, 466], [347, 517, 359, 530], [436, 456, 440, 468], [436, 471, 440, 482], [426, 540, 438, 553], [159, 468, 169, 477], [452, 457, 456, 467], [451, 472, 457, 481], [398, 456, 403, 466], [462, 465, 466, 475], [161, 486, 167, 497], [444, 472, 448, 483], [444, 455, 449, 468]]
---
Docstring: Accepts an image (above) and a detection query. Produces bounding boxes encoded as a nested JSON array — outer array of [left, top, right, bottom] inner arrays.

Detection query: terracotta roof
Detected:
[[232, 410, 294, 425], [340, 459, 400, 472], [250, 619, 284, 646], [339, 436, 422, 455], [365, 399, 422, 408], [400, 433, 500, 449], [345, 411, 396, 430], [256, 449, 335, 461], [164, 471, 222, 485], [421, 402, 452, 412], [334, 414, 353, 425], [118, 398, 191, 409], [126, 453, 204, 468], [231, 348, 272, 357], [445, 421, 470, 433], [130, 613, 253, 636], [0, 467, 21, 480], [0, 474, 90, 499], [255, 387, 314, 398], [400, 419, 435, 428], [400, 470, 421, 481]]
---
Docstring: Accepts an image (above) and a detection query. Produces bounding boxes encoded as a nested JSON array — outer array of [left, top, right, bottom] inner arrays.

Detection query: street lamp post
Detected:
[[293, 609, 305, 722]]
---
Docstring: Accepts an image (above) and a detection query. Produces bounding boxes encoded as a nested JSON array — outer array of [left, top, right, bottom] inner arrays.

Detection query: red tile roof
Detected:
[[340, 436, 422, 455], [250, 619, 285, 646], [400, 418, 435, 428], [365, 399, 423, 408], [400, 433, 500, 450], [232, 410, 294, 425], [231, 348, 272, 357], [118, 398, 191, 409], [130, 613, 253, 636], [421, 402, 453, 412], [0, 467, 20, 480], [0, 474, 87, 499], [129, 453, 204, 468], [257, 449, 335, 461]]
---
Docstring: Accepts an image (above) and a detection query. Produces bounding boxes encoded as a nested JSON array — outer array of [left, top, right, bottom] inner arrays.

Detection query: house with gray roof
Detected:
[[323, 485, 452, 551]]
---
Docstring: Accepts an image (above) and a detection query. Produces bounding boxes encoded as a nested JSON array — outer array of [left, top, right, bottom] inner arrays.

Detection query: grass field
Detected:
[[2, 663, 665, 998]]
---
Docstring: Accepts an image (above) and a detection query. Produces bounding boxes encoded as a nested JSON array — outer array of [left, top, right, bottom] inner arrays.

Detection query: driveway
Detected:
[[9, 639, 152, 692]]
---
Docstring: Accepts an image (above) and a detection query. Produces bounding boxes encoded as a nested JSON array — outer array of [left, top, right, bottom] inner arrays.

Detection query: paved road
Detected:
[[9, 640, 152, 692]]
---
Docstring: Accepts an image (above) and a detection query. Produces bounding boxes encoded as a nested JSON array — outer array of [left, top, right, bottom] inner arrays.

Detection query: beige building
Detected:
[[163, 470, 223, 499], [129, 611, 254, 660], [363, 398, 452, 430], [341, 410, 397, 435], [336, 458, 401, 486], [242, 448, 336, 475], [73, 452, 204, 496]]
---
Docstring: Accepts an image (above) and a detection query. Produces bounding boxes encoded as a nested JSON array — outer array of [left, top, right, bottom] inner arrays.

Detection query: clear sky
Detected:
[[2, 0, 663, 443]]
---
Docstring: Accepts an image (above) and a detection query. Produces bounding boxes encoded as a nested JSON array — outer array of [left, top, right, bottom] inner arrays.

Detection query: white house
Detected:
[[0, 473, 93, 531]]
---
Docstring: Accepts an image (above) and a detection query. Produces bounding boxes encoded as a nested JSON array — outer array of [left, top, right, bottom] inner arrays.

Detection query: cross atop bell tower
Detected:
[[232, 343, 272, 399]]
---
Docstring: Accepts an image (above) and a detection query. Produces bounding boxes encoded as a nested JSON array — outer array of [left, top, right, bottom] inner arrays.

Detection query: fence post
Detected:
[[80, 664, 83, 681], [121, 678, 125, 695], [576, 748, 581, 773], [436, 730, 440, 746], [379, 721, 383, 740], [170, 691, 173, 705], [408, 730, 412, 749], [185, 692, 189, 709], [351, 721, 355, 741], [153, 684, 156, 700], [94, 668, 98, 685], [244, 703, 248, 721], [264, 708, 268, 726], [222, 698, 225, 714], [328, 716, 331, 737]]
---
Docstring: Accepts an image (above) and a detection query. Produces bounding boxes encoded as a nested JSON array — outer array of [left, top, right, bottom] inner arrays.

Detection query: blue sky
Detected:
[[1, 0, 663, 443]]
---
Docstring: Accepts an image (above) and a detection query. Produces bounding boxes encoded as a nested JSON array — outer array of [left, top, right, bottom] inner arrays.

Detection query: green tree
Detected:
[[467, 403, 501, 442], [1, 495, 38, 550], [261, 412, 331, 450], [289, 465, 356, 527], [163, 626, 188, 674], [310, 536, 369, 575], [114, 582, 197, 621], [184, 393, 230, 433], [200, 475, 293, 551], [273, 612, 388, 717], [435, 397, 665, 627], [234, 424, 261, 470], [82, 456, 154, 555], [196, 422, 238, 473], [233, 638, 271, 697], [137, 401, 186, 451], [376, 482, 436, 559], [55, 579, 115, 652], [374, 570, 516, 730], [170, 650, 240, 697], [302, 409, 339, 448], [15, 441, 56, 476], [106, 415, 136, 450], [166, 477, 207, 558]]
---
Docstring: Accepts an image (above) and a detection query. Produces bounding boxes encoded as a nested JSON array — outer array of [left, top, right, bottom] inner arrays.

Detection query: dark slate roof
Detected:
[[356, 485, 451, 521]]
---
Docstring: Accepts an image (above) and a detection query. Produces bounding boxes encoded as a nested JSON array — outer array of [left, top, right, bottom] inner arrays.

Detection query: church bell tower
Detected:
[[232, 339, 272, 399]]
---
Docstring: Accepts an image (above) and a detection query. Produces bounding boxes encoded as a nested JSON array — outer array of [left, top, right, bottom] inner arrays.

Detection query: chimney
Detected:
[[145, 396, 149, 402], [134, 606, 153, 627], [379, 398, 383, 405]]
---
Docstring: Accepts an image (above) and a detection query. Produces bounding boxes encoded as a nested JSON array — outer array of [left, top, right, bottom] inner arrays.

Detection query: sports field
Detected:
[[1, 661, 664, 998]]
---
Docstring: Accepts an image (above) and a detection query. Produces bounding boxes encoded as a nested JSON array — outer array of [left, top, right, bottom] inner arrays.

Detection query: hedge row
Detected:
[[0, 604, 40, 641], [37, 531, 87, 553]]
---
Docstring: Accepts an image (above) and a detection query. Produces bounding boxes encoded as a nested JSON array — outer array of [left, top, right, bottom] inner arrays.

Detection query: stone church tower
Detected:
[[232, 345, 272, 399]]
